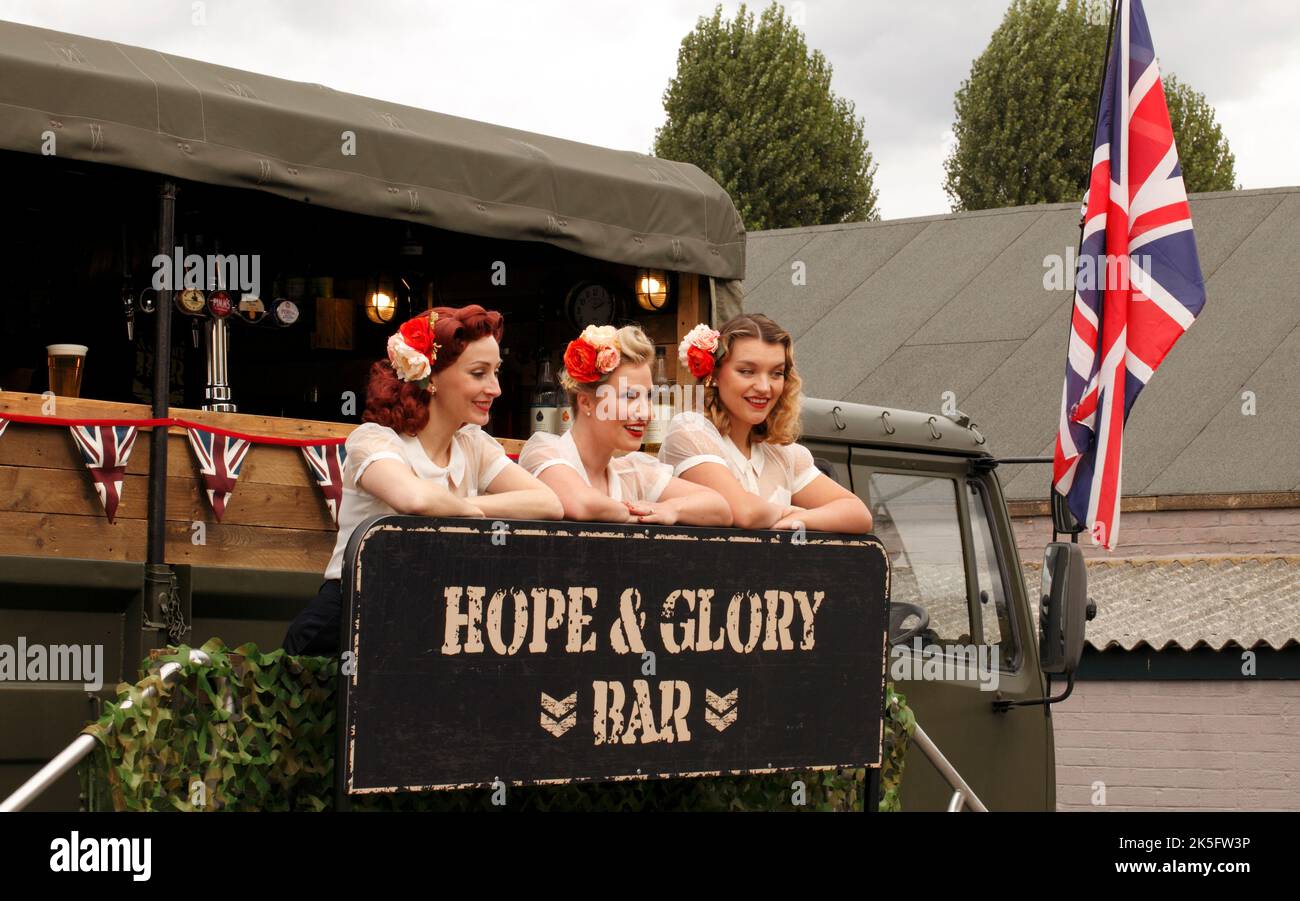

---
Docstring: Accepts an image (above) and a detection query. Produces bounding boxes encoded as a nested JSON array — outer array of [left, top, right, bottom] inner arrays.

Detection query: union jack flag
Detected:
[[1052, 0, 1206, 550], [301, 441, 347, 526], [69, 424, 139, 523], [186, 426, 252, 522]]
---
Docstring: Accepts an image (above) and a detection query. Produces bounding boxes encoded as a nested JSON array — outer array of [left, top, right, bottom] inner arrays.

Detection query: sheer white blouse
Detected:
[[520, 429, 672, 503], [324, 421, 513, 579], [657, 411, 819, 507]]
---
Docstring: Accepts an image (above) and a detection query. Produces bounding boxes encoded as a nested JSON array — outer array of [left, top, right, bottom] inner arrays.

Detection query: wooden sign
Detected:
[[337, 517, 890, 795]]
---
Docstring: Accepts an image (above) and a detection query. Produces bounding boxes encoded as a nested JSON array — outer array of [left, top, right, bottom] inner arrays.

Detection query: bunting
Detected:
[[68, 424, 139, 523], [185, 426, 253, 522], [0, 410, 350, 527], [300, 442, 348, 526]]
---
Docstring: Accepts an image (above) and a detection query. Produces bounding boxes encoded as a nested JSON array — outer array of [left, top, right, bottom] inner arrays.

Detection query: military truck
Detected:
[[0, 20, 1091, 812], [1, 388, 1092, 812]]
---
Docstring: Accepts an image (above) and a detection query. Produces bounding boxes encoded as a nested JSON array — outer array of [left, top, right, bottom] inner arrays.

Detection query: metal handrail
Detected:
[[909, 720, 988, 812], [9, 653, 987, 813], [0, 649, 209, 812]]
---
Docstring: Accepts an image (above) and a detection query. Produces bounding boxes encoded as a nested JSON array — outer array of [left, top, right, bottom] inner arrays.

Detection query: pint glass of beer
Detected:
[[46, 344, 88, 397]]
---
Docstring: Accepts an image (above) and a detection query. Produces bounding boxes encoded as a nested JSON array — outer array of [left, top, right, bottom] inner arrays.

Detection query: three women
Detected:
[[283, 304, 870, 656]]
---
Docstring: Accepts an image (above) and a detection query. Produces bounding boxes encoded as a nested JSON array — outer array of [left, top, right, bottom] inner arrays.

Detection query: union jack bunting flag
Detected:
[[69, 424, 139, 523], [301, 441, 347, 526], [186, 426, 252, 522], [1052, 0, 1206, 550]]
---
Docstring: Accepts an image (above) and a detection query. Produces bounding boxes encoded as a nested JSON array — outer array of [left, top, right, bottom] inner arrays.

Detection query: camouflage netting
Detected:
[[79, 638, 914, 812]]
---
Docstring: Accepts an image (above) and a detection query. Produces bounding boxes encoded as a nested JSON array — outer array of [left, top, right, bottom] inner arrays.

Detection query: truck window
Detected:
[[866, 473, 970, 644], [967, 479, 1017, 666]]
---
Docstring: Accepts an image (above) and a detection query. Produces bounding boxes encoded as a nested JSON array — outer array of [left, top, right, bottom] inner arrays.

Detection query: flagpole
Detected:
[[1053, 0, 1120, 543], [1082, 0, 1121, 236]]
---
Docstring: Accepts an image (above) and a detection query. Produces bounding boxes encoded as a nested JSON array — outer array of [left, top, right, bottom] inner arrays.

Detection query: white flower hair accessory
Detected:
[[386, 310, 440, 389], [678, 323, 721, 379]]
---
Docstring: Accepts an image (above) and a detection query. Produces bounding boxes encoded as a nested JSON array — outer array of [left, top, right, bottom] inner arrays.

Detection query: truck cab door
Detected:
[[848, 449, 1053, 811]]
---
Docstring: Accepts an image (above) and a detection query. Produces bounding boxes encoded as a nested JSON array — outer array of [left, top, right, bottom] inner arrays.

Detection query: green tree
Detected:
[[944, 0, 1236, 211], [1163, 73, 1237, 193], [654, 2, 878, 230]]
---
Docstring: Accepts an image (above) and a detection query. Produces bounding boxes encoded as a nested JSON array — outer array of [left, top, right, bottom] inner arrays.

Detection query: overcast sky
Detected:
[[1, 0, 1294, 219]]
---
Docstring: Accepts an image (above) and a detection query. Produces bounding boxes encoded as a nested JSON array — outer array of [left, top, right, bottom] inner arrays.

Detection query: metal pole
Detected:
[[0, 735, 97, 813], [1050, 0, 1120, 512], [144, 178, 177, 630], [864, 765, 881, 813], [910, 721, 988, 812], [0, 651, 210, 812]]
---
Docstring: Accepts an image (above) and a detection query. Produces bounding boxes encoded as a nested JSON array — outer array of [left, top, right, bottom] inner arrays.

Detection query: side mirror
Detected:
[[1038, 542, 1089, 675], [1050, 490, 1084, 536]]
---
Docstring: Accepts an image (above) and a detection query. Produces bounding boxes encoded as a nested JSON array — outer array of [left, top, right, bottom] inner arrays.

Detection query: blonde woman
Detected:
[[283, 305, 563, 655], [660, 314, 872, 533], [520, 324, 731, 526]]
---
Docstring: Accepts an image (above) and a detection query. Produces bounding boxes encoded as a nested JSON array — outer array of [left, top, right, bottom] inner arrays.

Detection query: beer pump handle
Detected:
[[121, 226, 134, 341], [122, 281, 135, 342]]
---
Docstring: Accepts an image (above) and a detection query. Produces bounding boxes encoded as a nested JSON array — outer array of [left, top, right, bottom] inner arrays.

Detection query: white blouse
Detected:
[[658, 411, 820, 507], [519, 429, 672, 503], [324, 421, 514, 579]]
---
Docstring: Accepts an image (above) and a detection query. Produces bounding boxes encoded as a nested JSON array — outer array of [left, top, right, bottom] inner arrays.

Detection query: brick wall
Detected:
[[1012, 507, 1300, 560], [1053, 680, 1300, 810]]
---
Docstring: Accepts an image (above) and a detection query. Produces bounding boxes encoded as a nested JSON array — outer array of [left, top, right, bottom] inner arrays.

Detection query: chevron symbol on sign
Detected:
[[540, 691, 578, 737], [704, 688, 738, 732]]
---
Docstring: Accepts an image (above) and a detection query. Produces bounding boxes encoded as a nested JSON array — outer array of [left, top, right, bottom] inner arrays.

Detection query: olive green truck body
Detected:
[[0, 396, 1057, 811]]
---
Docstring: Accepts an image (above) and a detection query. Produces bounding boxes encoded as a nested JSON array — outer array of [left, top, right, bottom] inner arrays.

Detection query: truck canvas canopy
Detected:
[[0, 20, 745, 281]]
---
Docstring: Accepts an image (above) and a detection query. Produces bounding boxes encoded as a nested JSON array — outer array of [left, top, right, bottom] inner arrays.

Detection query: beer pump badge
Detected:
[[208, 291, 233, 318], [178, 288, 206, 314], [272, 297, 300, 326]]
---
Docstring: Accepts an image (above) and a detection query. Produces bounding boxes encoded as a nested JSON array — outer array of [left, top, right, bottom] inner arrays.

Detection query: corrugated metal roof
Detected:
[[899, 555, 1299, 651], [744, 188, 1300, 500], [1025, 555, 1300, 651]]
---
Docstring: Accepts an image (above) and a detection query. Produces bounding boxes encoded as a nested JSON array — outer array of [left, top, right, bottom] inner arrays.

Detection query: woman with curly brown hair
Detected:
[[282, 304, 562, 655], [659, 314, 872, 534]]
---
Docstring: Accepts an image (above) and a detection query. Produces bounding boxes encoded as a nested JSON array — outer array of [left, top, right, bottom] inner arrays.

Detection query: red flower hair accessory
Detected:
[[678, 323, 721, 380], [387, 310, 441, 389], [563, 325, 621, 384]]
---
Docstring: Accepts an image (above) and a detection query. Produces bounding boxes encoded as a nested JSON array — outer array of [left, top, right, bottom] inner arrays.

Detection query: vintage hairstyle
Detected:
[[559, 324, 656, 408], [703, 313, 802, 445], [363, 304, 504, 435]]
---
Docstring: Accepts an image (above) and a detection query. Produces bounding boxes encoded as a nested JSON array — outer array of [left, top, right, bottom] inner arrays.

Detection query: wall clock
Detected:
[[565, 280, 618, 329]]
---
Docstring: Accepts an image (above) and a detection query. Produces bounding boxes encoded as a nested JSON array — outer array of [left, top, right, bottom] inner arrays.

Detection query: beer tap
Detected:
[[120, 227, 134, 341], [189, 232, 203, 348], [122, 279, 135, 341]]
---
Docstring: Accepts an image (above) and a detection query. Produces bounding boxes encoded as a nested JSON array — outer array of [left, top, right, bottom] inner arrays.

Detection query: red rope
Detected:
[[0, 411, 347, 446]]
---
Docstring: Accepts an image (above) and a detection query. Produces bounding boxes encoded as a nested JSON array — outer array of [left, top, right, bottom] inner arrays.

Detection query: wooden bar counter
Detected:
[[0, 392, 341, 573], [0, 391, 528, 574], [0, 387, 684, 575]]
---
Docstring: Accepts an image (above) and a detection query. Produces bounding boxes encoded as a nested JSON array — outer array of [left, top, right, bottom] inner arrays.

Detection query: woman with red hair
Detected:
[[283, 304, 563, 655]]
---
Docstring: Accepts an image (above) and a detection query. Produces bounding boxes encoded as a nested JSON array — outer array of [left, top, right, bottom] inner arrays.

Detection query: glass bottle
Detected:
[[645, 346, 673, 446], [530, 354, 561, 435]]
